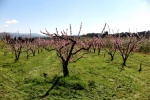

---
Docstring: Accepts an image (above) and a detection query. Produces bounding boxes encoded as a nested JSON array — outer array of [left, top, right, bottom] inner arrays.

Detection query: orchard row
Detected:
[[1, 24, 149, 76]]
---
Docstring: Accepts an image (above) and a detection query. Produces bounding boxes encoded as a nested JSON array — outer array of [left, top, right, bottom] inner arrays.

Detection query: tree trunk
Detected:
[[63, 63, 69, 77], [122, 58, 127, 67], [110, 54, 114, 61], [104, 53, 105, 57], [32, 50, 36, 56], [37, 48, 40, 53], [41, 49, 43, 53], [26, 51, 29, 59], [98, 48, 100, 55], [93, 48, 96, 53], [15, 54, 19, 62]]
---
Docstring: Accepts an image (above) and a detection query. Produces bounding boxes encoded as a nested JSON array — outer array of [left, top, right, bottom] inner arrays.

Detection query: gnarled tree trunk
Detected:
[[63, 62, 69, 77]]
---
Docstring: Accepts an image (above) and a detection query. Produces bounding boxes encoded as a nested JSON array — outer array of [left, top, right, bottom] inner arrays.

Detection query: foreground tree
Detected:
[[41, 23, 92, 77]]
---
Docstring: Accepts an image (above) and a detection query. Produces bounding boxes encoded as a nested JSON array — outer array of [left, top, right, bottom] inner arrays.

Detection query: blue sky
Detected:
[[0, 0, 150, 35]]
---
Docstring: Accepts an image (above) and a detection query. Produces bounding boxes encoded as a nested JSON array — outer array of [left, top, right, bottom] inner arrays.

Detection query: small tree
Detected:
[[22, 30, 37, 59], [92, 36, 97, 53], [12, 40, 23, 62], [92, 36, 103, 55], [2, 33, 24, 62], [29, 40, 37, 56], [114, 32, 145, 67], [104, 35, 117, 61], [35, 37, 44, 53]]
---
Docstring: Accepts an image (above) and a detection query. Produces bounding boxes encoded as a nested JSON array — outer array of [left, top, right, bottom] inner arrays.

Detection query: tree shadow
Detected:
[[120, 65, 125, 72], [38, 75, 61, 99], [1, 62, 15, 67]]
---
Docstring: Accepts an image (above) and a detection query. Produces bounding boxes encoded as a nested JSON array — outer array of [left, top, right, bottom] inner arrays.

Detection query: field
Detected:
[[0, 47, 150, 100]]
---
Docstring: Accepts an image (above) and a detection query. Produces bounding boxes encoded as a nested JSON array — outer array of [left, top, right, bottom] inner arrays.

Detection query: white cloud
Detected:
[[6, 19, 18, 24], [0, 19, 19, 30]]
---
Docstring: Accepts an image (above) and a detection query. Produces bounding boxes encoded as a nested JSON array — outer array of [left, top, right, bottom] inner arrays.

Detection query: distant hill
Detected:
[[0, 32, 48, 39], [1, 31, 150, 40]]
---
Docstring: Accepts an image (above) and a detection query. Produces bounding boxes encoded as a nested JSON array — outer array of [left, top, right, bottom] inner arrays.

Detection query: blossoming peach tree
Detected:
[[114, 32, 146, 67], [41, 23, 92, 77]]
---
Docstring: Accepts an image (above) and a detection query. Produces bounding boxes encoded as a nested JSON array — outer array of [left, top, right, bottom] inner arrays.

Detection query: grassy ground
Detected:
[[0, 48, 150, 100]]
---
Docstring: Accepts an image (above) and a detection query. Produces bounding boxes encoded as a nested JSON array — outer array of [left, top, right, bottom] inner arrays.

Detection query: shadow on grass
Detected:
[[2, 62, 15, 67], [38, 75, 61, 99], [30, 75, 86, 99]]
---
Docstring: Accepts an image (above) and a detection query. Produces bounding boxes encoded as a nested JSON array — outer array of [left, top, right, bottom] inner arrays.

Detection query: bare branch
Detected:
[[78, 22, 82, 37]]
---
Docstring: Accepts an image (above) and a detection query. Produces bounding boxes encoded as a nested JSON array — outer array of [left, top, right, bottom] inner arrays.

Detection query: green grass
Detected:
[[0, 49, 150, 100]]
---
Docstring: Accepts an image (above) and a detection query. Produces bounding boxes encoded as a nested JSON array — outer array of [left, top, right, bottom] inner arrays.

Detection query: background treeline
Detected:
[[0, 31, 150, 55], [81, 31, 150, 38]]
